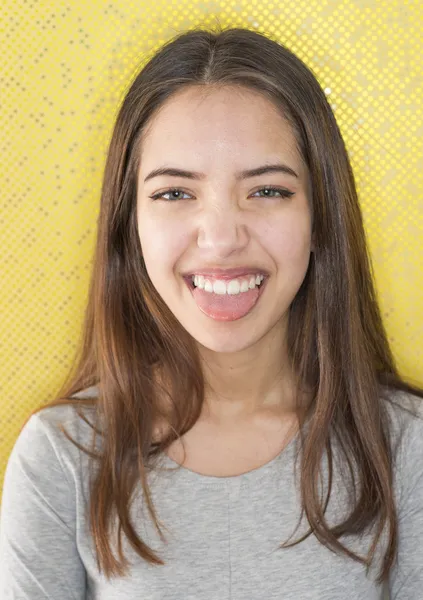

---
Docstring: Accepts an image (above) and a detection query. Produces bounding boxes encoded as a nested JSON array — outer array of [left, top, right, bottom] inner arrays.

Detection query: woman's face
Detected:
[[137, 85, 313, 354]]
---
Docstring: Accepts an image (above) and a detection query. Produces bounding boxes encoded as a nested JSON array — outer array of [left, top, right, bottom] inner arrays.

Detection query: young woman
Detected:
[[1, 25, 422, 600]]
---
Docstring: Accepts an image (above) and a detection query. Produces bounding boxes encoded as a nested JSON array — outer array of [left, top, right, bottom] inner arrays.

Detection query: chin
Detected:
[[187, 324, 266, 355]]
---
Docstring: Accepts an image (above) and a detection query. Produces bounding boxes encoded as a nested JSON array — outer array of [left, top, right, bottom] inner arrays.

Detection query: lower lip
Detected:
[[184, 277, 268, 321]]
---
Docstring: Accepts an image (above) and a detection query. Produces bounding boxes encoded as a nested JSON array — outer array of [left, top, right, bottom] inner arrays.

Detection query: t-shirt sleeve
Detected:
[[0, 412, 87, 599], [388, 405, 423, 599]]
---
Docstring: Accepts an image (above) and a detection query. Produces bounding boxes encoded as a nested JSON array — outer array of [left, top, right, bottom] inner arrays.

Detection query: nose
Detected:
[[196, 203, 249, 259]]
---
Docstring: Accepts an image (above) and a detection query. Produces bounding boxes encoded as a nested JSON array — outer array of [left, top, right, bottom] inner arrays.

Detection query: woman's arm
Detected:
[[0, 413, 87, 599]]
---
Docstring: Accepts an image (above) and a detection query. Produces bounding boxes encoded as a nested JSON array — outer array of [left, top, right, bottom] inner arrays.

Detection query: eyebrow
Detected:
[[143, 163, 299, 183]]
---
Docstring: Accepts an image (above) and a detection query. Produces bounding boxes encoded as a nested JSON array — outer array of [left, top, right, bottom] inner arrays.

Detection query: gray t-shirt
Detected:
[[1, 386, 422, 599]]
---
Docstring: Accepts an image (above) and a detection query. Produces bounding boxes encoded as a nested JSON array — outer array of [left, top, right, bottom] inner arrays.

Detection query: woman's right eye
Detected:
[[149, 188, 190, 201]]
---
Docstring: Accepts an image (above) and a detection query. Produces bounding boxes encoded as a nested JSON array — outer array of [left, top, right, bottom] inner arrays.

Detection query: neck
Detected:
[[198, 325, 300, 425]]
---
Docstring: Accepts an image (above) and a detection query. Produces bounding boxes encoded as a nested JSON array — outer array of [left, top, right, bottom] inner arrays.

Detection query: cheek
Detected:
[[259, 215, 312, 264], [138, 215, 192, 277]]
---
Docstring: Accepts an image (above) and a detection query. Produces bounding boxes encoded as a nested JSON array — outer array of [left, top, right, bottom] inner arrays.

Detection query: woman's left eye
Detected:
[[252, 186, 295, 199], [149, 186, 295, 201]]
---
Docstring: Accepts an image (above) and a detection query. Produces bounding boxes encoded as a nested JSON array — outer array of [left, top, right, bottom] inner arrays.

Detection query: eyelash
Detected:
[[149, 186, 295, 202]]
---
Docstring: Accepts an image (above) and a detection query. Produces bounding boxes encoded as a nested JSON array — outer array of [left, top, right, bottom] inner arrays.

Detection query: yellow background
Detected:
[[1, 0, 422, 503]]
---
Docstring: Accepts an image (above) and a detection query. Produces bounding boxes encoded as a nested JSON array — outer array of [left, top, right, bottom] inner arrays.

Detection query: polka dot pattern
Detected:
[[1, 0, 422, 499]]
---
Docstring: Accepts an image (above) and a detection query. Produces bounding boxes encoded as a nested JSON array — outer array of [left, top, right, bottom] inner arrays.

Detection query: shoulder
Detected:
[[37, 386, 98, 435], [381, 386, 423, 448], [10, 387, 100, 474]]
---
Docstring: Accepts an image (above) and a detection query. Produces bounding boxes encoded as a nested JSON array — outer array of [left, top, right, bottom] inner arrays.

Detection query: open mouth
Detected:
[[183, 273, 268, 293], [182, 273, 269, 321]]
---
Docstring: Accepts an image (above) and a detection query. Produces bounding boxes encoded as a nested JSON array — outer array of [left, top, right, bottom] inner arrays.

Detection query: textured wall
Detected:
[[1, 0, 422, 501]]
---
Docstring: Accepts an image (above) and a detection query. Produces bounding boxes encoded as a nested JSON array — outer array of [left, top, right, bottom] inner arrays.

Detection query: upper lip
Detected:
[[183, 267, 269, 280]]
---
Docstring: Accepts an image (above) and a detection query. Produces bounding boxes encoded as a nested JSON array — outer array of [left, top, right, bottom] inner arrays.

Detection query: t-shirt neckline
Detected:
[[156, 425, 302, 487]]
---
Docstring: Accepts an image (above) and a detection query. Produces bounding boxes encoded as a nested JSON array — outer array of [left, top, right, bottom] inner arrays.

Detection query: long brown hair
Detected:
[[22, 24, 423, 584]]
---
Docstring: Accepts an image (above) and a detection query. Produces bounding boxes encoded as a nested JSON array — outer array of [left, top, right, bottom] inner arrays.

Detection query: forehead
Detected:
[[139, 86, 306, 179]]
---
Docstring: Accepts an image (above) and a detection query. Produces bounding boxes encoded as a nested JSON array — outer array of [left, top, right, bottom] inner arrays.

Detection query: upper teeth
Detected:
[[192, 274, 264, 295]]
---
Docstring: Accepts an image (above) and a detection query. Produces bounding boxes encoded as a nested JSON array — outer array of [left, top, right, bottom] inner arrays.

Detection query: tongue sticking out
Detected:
[[192, 286, 260, 321]]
